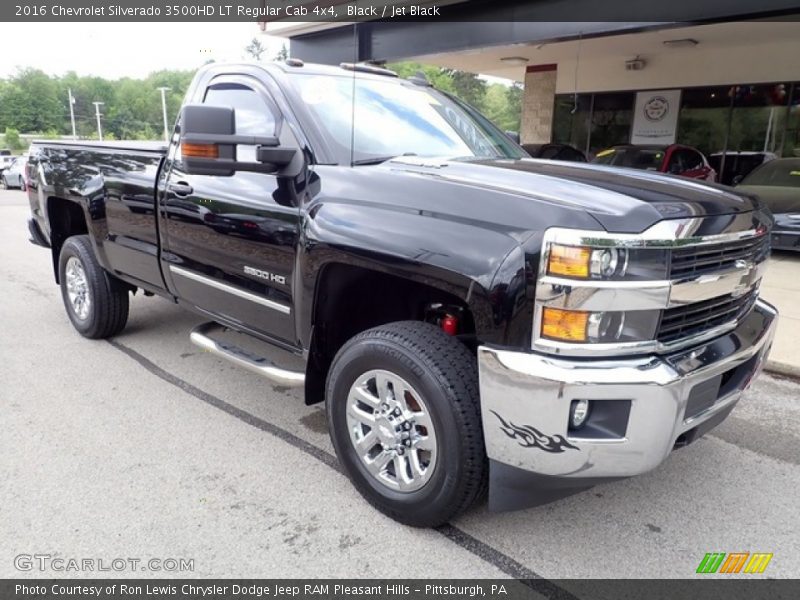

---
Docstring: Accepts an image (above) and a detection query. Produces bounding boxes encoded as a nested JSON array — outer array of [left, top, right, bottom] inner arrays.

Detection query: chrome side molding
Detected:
[[190, 322, 305, 388]]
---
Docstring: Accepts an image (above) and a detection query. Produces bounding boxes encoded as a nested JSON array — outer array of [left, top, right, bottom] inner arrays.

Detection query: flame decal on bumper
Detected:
[[491, 411, 579, 453]]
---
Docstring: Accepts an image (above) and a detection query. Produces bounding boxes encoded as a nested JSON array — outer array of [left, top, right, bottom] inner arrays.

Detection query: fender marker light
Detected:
[[542, 307, 588, 342], [548, 245, 590, 278]]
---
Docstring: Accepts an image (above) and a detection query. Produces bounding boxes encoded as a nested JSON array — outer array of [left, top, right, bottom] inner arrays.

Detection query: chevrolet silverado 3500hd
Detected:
[[26, 61, 778, 526]]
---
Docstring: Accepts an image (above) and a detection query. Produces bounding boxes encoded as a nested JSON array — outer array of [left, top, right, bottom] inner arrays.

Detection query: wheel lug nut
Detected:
[[396, 446, 405, 455], [403, 422, 411, 431], [393, 408, 402, 416], [404, 439, 411, 447], [381, 403, 389, 412]]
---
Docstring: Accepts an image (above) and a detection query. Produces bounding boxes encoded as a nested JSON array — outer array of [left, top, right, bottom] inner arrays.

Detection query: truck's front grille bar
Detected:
[[669, 235, 770, 279], [657, 290, 759, 344]]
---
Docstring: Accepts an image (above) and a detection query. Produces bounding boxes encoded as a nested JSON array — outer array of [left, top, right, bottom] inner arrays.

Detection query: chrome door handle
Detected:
[[168, 182, 194, 196]]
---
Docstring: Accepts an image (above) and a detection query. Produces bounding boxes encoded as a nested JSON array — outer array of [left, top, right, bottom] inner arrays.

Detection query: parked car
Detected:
[[523, 143, 587, 162], [737, 157, 800, 251], [0, 152, 15, 174], [1, 154, 28, 189], [709, 151, 776, 186], [592, 144, 717, 181], [25, 61, 777, 527]]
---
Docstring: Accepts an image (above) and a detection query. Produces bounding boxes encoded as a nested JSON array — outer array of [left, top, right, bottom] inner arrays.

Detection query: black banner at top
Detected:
[[2, 0, 800, 22]]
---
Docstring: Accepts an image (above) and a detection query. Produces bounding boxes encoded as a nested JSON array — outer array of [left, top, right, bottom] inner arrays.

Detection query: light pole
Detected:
[[157, 87, 171, 142], [68, 89, 77, 140], [93, 102, 104, 141]]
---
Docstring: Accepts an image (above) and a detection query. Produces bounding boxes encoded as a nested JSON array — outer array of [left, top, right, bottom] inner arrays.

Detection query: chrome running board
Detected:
[[190, 322, 305, 388]]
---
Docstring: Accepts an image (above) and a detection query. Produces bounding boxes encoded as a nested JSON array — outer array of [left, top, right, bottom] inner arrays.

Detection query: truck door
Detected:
[[160, 75, 299, 345]]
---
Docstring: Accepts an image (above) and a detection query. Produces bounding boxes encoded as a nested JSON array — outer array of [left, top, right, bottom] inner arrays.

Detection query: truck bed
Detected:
[[30, 139, 167, 293], [32, 139, 168, 155]]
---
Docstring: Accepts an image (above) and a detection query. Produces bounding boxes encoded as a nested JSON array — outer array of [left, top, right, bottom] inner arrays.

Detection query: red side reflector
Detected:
[[181, 143, 219, 158], [441, 315, 458, 336]]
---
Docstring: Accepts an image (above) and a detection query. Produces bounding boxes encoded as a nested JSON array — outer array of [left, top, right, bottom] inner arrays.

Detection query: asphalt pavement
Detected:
[[1, 188, 798, 581]]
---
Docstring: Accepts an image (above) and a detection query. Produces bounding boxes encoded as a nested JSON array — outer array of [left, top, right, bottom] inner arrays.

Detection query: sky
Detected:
[[0, 22, 287, 79]]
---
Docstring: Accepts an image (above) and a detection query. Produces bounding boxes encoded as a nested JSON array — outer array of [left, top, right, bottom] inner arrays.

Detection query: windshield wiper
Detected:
[[351, 153, 417, 166]]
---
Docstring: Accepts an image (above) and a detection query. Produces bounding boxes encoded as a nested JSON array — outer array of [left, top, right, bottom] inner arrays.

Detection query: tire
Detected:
[[58, 235, 129, 339], [0, 175, 6, 189], [326, 321, 487, 527]]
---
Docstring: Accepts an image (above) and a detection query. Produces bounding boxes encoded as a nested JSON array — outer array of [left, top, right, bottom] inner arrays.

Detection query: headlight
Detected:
[[541, 307, 659, 343], [548, 244, 628, 278]]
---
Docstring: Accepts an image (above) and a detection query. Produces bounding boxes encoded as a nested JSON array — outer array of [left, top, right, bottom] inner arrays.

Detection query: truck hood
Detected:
[[385, 156, 760, 233]]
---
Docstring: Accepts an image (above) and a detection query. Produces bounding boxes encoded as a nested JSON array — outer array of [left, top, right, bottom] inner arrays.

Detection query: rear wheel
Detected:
[[326, 321, 486, 527], [58, 235, 129, 339]]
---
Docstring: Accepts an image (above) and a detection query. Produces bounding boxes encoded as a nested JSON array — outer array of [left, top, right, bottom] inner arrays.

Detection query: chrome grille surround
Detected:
[[533, 210, 772, 357]]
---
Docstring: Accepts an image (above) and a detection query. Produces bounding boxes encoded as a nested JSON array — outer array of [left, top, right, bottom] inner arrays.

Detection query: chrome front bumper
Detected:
[[478, 299, 777, 506]]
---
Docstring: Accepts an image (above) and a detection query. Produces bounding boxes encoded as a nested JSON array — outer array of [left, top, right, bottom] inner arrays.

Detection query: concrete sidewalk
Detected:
[[761, 251, 800, 378]]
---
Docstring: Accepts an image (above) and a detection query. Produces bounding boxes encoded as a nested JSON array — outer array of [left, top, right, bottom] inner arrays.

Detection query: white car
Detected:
[[1, 155, 28, 189], [0, 153, 15, 173]]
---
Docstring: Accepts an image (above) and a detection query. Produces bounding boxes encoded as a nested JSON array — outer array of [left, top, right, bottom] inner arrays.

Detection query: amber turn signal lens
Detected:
[[541, 307, 589, 342], [181, 143, 219, 158], [548, 244, 591, 278]]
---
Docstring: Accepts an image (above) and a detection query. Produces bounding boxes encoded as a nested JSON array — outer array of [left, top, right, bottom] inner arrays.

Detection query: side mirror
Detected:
[[668, 163, 682, 175], [505, 131, 521, 144], [179, 104, 301, 177], [732, 174, 743, 185]]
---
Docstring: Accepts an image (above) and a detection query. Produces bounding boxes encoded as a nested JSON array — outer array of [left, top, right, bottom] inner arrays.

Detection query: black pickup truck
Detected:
[[26, 61, 778, 527]]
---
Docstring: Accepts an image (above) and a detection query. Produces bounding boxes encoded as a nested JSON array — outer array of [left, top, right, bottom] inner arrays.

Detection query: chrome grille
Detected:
[[669, 235, 770, 279], [657, 290, 759, 344]]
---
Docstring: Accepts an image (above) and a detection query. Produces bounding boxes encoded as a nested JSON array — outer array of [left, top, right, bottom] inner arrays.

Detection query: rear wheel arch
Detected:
[[46, 196, 89, 284]]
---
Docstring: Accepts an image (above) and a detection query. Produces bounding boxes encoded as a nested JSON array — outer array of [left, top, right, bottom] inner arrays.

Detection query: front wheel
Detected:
[[58, 235, 130, 339], [326, 321, 486, 527]]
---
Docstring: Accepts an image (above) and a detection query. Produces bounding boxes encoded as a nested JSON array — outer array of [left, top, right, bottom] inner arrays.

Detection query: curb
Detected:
[[764, 360, 800, 383]]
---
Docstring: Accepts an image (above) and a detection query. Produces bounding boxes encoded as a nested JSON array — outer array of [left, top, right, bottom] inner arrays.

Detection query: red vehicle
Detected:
[[592, 144, 717, 182]]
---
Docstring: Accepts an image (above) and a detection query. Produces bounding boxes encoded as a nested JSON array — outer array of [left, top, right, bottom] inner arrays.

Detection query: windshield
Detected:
[[741, 159, 800, 188], [289, 73, 525, 164], [593, 147, 665, 170]]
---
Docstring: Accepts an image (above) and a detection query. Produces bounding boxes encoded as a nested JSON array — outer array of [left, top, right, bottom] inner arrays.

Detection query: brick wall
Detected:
[[520, 65, 557, 145]]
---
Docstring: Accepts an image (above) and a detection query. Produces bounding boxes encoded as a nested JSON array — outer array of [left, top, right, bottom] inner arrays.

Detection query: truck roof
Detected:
[[205, 60, 409, 83]]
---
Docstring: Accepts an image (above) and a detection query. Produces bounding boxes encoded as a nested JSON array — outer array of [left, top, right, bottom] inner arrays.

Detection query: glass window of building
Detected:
[[781, 83, 799, 158], [676, 86, 731, 157], [728, 83, 790, 154], [588, 92, 634, 155], [552, 94, 591, 155]]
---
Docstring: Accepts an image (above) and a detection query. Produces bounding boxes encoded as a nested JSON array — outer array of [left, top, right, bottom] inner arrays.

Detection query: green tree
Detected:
[[245, 38, 266, 61], [505, 83, 523, 131], [0, 69, 62, 133], [446, 70, 487, 111], [274, 43, 289, 61], [4, 127, 21, 151], [387, 61, 455, 93]]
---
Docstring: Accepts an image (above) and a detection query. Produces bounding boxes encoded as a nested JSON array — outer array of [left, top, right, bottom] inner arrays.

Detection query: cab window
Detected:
[[203, 83, 277, 136]]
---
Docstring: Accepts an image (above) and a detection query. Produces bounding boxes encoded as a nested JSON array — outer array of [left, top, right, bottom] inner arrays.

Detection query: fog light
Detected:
[[570, 399, 591, 429]]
